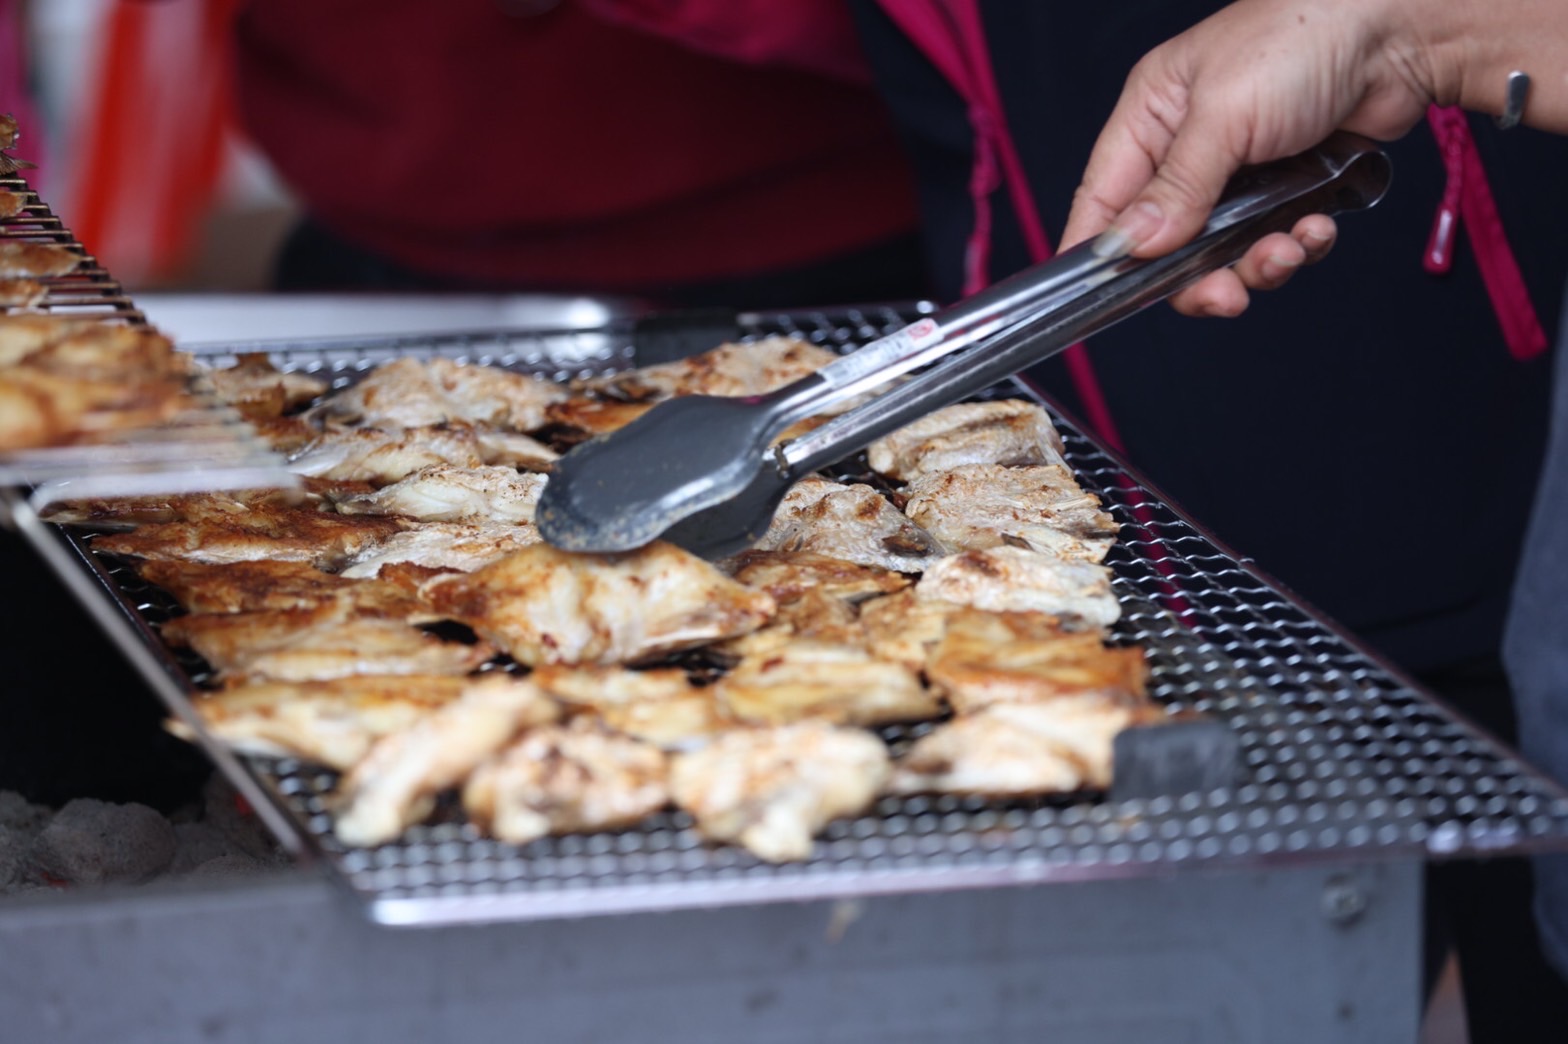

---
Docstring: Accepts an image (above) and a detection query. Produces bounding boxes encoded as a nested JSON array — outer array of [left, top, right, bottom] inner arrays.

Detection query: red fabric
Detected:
[[230, 0, 917, 290], [1425, 105, 1548, 361], [72, 0, 237, 283], [873, 0, 1127, 452], [580, 0, 875, 84]]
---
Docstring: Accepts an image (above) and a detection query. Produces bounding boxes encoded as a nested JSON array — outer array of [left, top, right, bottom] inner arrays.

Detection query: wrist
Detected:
[[1362, 0, 1458, 105], [1384, 0, 1566, 130]]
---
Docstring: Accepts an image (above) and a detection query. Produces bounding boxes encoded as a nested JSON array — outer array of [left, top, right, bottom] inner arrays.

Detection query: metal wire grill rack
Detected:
[[42, 307, 1568, 927], [0, 171, 296, 504], [0, 171, 143, 321]]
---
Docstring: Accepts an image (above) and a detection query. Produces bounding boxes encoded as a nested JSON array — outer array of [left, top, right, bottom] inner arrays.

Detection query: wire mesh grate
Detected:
[[54, 308, 1568, 926]]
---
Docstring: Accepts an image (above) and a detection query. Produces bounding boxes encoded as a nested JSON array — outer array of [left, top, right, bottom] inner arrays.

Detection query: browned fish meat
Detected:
[[543, 397, 653, 436], [0, 279, 44, 309], [337, 520, 542, 579], [0, 368, 192, 449], [866, 400, 1066, 481], [328, 465, 545, 523], [577, 336, 839, 402], [462, 719, 670, 846], [307, 356, 566, 432], [202, 353, 329, 417], [423, 541, 775, 666], [136, 558, 433, 619], [161, 603, 495, 683], [333, 676, 561, 846], [916, 546, 1121, 629], [857, 588, 966, 673], [755, 477, 944, 573], [0, 240, 81, 279], [530, 664, 734, 750], [288, 422, 556, 484], [44, 486, 316, 527], [726, 549, 911, 604], [902, 463, 1119, 562], [670, 721, 891, 863], [890, 696, 1162, 796], [173, 674, 477, 769], [93, 507, 407, 569], [715, 639, 939, 728], [924, 609, 1146, 713]]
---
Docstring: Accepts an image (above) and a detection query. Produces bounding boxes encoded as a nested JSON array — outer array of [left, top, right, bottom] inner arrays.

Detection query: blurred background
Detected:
[[17, 0, 291, 291]]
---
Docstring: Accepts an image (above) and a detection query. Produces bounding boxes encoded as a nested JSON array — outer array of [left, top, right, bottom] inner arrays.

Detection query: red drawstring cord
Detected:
[[1424, 105, 1548, 361]]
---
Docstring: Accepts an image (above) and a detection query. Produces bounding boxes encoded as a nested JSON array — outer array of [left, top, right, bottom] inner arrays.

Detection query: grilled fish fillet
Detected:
[[543, 397, 653, 436], [0, 279, 44, 310], [307, 356, 567, 431], [755, 477, 944, 573], [173, 674, 477, 769], [916, 546, 1121, 628], [0, 368, 191, 448], [577, 335, 838, 402], [716, 639, 939, 727], [670, 721, 891, 862], [726, 549, 911, 603], [161, 604, 495, 683], [530, 665, 734, 750], [43, 486, 318, 527], [924, 610, 1146, 713], [857, 588, 967, 673], [713, 588, 866, 660], [11, 320, 186, 379], [135, 558, 433, 619], [423, 541, 775, 666], [0, 240, 81, 279], [0, 316, 116, 367], [337, 520, 542, 579], [333, 675, 560, 846], [462, 719, 670, 846], [889, 696, 1160, 795], [866, 400, 1066, 481], [329, 464, 546, 523], [902, 463, 1119, 562], [288, 423, 556, 484], [202, 353, 329, 417], [92, 508, 407, 569]]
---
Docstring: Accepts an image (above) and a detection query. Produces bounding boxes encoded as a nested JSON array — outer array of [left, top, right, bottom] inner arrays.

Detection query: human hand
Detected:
[[1060, 0, 1441, 317]]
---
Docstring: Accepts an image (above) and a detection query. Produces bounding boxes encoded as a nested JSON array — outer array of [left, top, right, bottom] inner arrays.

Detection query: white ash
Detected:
[[29, 799, 177, 886], [0, 775, 288, 897]]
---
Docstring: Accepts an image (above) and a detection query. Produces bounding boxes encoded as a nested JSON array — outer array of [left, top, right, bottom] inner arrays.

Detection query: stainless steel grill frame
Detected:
[[29, 306, 1568, 928]]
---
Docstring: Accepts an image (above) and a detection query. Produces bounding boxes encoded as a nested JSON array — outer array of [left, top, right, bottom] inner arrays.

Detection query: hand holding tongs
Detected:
[[536, 132, 1392, 559]]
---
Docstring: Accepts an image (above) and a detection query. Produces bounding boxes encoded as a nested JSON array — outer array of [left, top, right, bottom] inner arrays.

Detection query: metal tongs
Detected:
[[537, 132, 1392, 559]]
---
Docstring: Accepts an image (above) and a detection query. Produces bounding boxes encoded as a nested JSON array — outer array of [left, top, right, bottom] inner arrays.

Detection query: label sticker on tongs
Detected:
[[818, 317, 944, 390]]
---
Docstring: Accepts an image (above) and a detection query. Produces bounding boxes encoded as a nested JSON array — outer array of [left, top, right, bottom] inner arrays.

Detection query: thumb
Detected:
[[1094, 108, 1247, 259]]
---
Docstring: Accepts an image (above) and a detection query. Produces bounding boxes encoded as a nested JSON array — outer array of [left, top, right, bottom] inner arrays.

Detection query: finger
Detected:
[[1060, 64, 1180, 251], [1231, 232, 1307, 292], [1061, 121, 1161, 251], [1294, 213, 1337, 264], [1095, 102, 1249, 260], [1168, 269, 1251, 318]]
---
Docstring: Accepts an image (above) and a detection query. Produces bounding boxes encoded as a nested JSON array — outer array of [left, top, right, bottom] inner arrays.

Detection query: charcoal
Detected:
[[187, 853, 270, 880], [201, 775, 285, 864], [0, 790, 50, 837], [168, 822, 235, 875], [0, 825, 27, 889], [29, 799, 176, 886]]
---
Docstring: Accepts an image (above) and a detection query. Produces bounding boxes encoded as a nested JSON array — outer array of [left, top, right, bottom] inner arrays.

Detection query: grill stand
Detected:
[[0, 859, 1420, 1043]]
